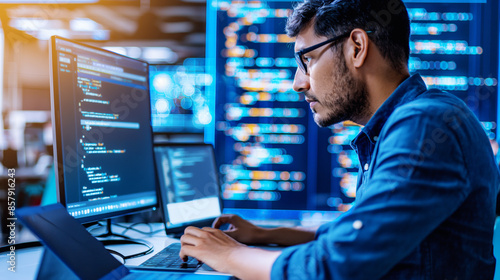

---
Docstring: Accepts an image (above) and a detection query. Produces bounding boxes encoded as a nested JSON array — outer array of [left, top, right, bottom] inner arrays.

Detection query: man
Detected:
[[179, 0, 500, 279]]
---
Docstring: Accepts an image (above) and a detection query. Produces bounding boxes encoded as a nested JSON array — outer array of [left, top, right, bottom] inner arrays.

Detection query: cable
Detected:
[[0, 238, 153, 261], [88, 220, 164, 239], [99, 239, 154, 259], [113, 222, 165, 236], [106, 248, 126, 264], [2, 221, 158, 260], [115, 222, 153, 235]]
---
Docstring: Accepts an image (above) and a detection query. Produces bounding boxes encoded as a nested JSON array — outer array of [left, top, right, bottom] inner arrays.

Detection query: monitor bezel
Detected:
[[49, 35, 159, 224], [153, 142, 223, 236]]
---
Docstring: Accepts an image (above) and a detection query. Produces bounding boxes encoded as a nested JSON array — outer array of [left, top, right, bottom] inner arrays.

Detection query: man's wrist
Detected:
[[254, 227, 271, 244], [225, 245, 252, 277], [226, 245, 280, 280]]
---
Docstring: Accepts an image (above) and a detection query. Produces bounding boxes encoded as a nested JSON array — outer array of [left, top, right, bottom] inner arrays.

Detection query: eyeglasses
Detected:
[[294, 31, 372, 74]]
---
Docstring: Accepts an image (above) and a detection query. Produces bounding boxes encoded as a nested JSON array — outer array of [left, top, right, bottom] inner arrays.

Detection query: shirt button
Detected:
[[364, 163, 369, 171], [353, 220, 363, 230], [373, 136, 379, 141]]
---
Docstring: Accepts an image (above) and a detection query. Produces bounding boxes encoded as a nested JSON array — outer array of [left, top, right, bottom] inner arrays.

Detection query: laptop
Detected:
[[130, 143, 224, 271], [15, 143, 226, 276], [16, 143, 229, 277], [15, 203, 233, 280]]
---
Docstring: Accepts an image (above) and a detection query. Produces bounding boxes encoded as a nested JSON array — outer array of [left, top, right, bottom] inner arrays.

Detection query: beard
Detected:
[[311, 51, 370, 127]]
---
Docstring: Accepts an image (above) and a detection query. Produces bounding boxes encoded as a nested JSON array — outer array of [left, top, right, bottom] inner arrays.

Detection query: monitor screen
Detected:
[[50, 36, 157, 223], [149, 61, 213, 133], [209, 0, 499, 222], [154, 143, 222, 234]]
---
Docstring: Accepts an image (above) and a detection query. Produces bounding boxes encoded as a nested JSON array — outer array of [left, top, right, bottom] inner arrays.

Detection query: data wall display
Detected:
[[208, 0, 499, 214], [150, 59, 214, 133]]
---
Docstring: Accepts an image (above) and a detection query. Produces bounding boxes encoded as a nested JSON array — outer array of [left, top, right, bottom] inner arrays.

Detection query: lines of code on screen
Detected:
[[54, 39, 157, 220], [212, 0, 498, 213]]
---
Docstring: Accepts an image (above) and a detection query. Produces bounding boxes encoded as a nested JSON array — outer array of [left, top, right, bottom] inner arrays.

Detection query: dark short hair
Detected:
[[286, 0, 410, 72]]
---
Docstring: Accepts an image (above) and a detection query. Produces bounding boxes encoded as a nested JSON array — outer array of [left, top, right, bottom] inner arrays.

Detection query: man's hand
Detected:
[[179, 225, 281, 280], [213, 214, 317, 246], [179, 226, 245, 273], [212, 214, 265, 244]]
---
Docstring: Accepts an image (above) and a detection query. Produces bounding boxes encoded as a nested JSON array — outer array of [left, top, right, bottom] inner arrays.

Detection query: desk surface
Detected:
[[0, 223, 232, 279]]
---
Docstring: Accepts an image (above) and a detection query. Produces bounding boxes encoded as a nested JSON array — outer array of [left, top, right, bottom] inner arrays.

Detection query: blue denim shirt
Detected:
[[271, 74, 500, 279]]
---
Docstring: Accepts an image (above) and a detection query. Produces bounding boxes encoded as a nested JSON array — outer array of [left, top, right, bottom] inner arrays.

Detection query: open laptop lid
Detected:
[[16, 203, 129, 280], [153, 143, 223, 235]]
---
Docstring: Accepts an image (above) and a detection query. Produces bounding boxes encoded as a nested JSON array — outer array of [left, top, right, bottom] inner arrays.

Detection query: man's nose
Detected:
[[292, 68, 310, 93]]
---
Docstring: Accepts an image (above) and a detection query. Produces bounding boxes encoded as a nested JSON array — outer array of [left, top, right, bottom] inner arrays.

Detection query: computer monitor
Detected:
[[49, 36, 158, 224], [153, 143, 222, 235]]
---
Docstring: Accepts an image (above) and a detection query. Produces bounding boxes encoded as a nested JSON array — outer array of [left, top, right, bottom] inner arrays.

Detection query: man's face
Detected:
[[293, 24, 369, 127]]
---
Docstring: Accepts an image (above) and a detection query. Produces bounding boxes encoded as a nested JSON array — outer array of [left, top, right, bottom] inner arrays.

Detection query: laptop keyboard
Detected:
[[139, 243, 201, 271]]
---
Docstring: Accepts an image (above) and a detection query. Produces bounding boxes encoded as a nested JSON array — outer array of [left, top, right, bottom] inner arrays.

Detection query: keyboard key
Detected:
[[139, 243, 202, 271]]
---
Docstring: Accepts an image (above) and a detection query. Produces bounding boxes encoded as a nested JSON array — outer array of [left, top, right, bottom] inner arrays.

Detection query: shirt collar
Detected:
[[353, 73, 428, 145]]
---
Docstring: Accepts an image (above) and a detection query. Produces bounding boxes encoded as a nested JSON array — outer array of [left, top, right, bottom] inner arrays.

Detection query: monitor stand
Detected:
[[95, 219, 131, 240], [93, 219, 154, 258]]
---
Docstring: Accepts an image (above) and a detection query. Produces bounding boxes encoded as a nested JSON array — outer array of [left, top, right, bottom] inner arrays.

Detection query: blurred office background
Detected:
[[0, 0, 499, 266], [0, 0, 207, 216], [0, 0, 209, 246]]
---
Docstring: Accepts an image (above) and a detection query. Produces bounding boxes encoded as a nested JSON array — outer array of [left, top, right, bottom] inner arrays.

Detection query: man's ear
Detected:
[[347, 29, 370, 68]]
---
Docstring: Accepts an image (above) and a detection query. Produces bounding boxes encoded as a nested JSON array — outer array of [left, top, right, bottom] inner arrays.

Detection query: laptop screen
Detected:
[[154, 143, 222, 234]]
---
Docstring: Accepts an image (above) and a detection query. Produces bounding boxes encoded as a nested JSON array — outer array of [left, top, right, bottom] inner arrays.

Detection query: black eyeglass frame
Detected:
[[294, 30, 373, 74]]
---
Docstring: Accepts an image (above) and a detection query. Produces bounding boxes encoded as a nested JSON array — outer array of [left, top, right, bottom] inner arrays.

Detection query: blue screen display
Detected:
[[208, 0, 499, 219], [150, 59, 214, 133], [51, 37, 157, 222]]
